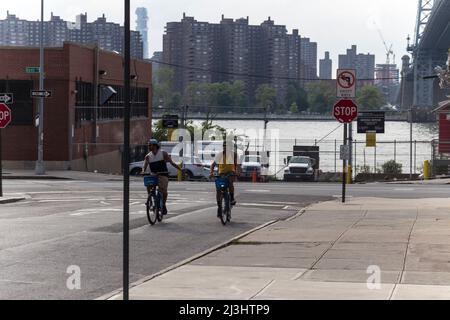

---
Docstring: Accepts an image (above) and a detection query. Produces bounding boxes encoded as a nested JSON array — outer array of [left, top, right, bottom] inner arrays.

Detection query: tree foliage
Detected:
[[356, 86, 386, 111], [255, 84, 277, 112], [305, 82, 335, 114]]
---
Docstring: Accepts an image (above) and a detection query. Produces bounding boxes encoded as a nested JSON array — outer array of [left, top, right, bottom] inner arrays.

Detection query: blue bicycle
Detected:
[[214, 174, 235, 225], [144, 175, 163, 225]]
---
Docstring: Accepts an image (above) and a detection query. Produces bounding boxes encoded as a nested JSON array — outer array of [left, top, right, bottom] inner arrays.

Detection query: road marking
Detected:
[[394, 188, 415, 191], [70, 208, 122, 216], [239, 203, 282, 208], [261, 201, 300, 205], [37, 198, 105, 203], [244, 190, 271, 193]]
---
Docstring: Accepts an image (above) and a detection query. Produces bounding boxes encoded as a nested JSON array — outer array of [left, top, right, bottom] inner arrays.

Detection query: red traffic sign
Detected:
[[0, 103, 12, 128], [333, 99, 358, 123]]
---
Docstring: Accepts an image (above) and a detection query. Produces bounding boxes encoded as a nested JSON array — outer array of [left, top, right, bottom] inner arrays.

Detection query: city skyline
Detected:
[[0, 0, 418, 74]]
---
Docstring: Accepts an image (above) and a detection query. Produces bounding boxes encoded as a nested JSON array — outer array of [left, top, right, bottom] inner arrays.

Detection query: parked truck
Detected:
[[283, 146, 320, 182]]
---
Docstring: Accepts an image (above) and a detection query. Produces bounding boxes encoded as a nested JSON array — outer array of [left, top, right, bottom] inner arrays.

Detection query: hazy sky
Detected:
[[2, 0, 418, 71]]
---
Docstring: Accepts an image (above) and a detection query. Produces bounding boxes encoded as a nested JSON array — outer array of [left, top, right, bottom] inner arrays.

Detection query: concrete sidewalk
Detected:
[[109, 197, 450, 300], [2, 169, 124, 181], [388, 178, 450, 185]]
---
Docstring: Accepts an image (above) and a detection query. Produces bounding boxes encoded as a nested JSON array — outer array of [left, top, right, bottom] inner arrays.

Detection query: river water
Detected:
[[196, 120, 439, 175]]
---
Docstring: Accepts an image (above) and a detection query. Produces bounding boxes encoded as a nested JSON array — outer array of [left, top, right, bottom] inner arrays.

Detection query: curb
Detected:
[[3, 176, 72, 180], [0, 197, 26, 204], [96, 219, 281, 300]]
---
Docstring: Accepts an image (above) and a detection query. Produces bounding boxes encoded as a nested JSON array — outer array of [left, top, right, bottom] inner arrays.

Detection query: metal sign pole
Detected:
[[35, 0, 45, 175], [123, 0, 131, 301], [0, 129, 2, 197], [342, 123, 347, 203]]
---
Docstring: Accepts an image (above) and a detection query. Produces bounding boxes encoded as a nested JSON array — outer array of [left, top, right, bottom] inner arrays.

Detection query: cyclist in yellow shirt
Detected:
[[210, 140, 240, 216]]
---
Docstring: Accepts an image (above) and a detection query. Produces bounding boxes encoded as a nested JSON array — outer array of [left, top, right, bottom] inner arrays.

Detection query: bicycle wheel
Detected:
[[146, 194, 158, 225], [220, 191, 230, 225], [156, 192, 163, 222]]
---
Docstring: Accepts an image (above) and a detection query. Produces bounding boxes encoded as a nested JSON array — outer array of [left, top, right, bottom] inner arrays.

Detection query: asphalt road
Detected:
[[0, 178, 448, 300]]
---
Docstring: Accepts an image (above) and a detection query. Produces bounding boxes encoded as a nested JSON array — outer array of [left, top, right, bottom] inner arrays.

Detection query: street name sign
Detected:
[[333, 99, 358, 123], [337, 69, 356, 98], [0, 103, 12, 128], [26, 67, 40, 74], [0, 93, 13, 104], [31, 90, 52, 98]]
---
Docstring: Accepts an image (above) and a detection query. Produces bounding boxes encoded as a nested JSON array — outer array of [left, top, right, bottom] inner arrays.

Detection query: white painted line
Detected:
[[239, 203, 282, 208], [70, 208, 122, 216], [244, 190, 271, 193], [262, 201, 300, 205]]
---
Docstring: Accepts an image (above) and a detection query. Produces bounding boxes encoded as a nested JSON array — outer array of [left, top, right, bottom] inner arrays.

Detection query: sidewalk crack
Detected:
[[249, 279, 275, 300], [388, 208, 419, 300]]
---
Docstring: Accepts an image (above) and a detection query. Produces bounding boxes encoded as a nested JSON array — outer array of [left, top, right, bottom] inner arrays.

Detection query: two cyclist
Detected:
[[210, 140, 241, 218], [141, 139, 183, 216]]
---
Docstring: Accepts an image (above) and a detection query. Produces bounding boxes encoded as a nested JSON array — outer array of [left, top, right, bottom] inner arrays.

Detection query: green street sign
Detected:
[[26, 67, 40, 74]]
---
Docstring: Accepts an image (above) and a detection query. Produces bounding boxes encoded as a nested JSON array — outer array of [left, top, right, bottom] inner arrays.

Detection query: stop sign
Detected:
[[0, 103, 12, 128], [333, 99, 358, 123]]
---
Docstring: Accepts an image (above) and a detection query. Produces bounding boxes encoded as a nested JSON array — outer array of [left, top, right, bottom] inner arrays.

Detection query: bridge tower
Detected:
[[408, 0, 437, 109], [413, 0, 435, 49]]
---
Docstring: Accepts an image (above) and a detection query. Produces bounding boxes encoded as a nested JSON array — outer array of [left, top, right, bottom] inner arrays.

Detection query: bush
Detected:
[[382, 160, 402, 175]]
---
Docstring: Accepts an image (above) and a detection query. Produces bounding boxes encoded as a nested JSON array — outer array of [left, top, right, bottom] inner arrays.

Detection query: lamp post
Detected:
[[123, 0, 131, 301], [35, 0, 45, 175]]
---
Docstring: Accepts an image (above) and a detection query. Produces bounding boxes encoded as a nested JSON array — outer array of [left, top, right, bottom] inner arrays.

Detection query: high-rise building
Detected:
[[136, 7, 149, 59], [0, 12, 144, 59], [300, 38, 318, 86], [0, 12, 29, 46], [163, 14, 307, 105], [319, 51, 332, 80], [150, 51, 163, 80], [375, 63, 400, 104], [339, 45, 375, 86]]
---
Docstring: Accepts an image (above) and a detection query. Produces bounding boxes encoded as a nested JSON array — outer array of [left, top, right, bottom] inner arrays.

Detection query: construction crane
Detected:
[[374, 22, 395, 65]]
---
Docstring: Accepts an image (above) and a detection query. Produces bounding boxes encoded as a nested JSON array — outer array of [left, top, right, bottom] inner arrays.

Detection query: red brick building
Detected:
[[0, 42, 152, 173]]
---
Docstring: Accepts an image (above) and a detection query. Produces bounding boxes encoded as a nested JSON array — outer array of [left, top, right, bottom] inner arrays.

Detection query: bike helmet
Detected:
[[148, 139, 160, 146]]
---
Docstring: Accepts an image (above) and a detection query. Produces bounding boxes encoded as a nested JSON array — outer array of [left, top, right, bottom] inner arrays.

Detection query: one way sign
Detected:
[[0, 93, 13, 104], [31, 90, 52, 98]]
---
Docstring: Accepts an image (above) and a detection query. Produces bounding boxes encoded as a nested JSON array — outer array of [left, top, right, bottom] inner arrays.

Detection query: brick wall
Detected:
[[0, 42, 152, 171]]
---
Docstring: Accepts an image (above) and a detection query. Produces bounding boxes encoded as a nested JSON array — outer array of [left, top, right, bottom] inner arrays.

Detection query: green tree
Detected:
[[290, 102, 299, 113], [286, 82, 309, 112], [184, 82, 201, 107], [151, 120, 168, 142], [356, 86, 386, 111], [230, 80, 247, 111], [255, 84, 276, 112], [306, 82, 335, 114], [153, 67, 182, 111]]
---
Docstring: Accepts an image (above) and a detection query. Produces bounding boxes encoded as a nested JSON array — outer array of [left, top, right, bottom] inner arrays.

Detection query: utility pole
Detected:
[[35, 0, 45, 175], [263, 106, 269, 152], [348, 122, 353, 183], [123, 0, 131, 301], [410, 107, 413, 180]]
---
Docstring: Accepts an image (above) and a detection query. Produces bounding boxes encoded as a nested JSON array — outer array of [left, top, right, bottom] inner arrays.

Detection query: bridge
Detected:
[[406, 0, 450, 109]]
